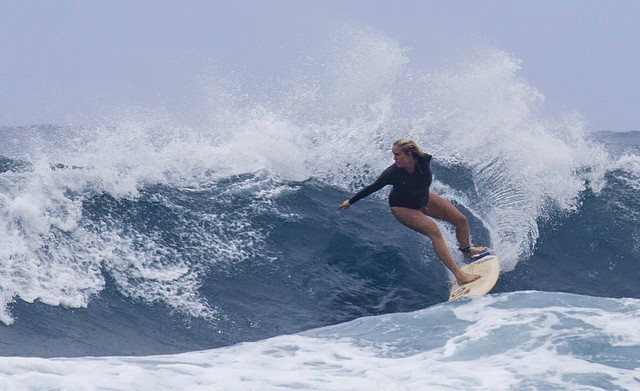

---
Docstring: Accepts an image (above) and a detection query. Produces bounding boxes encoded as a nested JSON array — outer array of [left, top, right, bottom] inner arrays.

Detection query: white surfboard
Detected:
[[448, 251, 500, 301]]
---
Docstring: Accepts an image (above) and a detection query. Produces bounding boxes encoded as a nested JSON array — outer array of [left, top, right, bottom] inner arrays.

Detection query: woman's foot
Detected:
[[459, 246, 489, 258], [455, 272, 481, 285]]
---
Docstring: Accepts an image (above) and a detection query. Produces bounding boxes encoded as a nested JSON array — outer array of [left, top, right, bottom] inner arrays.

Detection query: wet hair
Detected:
[[393, 138, 426, 157]]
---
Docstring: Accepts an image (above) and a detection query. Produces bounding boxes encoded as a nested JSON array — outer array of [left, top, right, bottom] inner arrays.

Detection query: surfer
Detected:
[[338, 138, 486, 285]]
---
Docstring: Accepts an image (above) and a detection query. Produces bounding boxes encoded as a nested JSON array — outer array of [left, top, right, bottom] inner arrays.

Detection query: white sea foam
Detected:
[[0, 147, 284, 323], [0, 292, 637, 390], [610, 154, 640, 191]]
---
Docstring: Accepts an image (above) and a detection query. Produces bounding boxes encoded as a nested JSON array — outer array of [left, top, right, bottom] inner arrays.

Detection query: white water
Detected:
[[1, 292, 638, 391], [0, 26, 619, 324]]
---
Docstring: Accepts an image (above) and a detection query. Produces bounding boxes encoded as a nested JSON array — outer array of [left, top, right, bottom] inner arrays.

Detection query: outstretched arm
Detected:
[[338, 171, 390, 210]]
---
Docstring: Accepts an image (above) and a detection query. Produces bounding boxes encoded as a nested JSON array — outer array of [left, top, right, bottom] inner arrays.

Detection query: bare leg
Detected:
[[391, 206, 480, 285], [422, 192, 487, 257]]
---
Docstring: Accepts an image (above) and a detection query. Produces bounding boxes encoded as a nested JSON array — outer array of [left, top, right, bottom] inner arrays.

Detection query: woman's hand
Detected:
[[338, 200, 351, 210]]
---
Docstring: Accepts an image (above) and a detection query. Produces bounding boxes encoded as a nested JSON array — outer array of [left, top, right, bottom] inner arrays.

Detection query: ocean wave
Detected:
[[0, 26, 637, 357]]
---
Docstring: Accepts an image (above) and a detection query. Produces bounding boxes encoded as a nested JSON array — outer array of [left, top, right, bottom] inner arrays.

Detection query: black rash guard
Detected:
[[349, 154, 433, 210]]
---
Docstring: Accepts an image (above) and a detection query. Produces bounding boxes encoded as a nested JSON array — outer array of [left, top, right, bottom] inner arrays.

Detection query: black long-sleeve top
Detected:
[[349, 154, 433, 210]]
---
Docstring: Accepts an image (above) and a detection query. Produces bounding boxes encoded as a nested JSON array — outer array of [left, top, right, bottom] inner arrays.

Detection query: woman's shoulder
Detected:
[[381, 163, 397, 175], [377, 163, 399, 179], [417, 153, 432, 164]]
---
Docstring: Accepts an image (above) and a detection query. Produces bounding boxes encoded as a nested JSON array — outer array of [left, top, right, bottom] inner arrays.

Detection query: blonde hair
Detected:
[[393, 138, 426, 157]]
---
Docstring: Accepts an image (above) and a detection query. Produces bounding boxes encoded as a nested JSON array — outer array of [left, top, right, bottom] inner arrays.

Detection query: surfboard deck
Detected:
[[448, 251, 500, 301]]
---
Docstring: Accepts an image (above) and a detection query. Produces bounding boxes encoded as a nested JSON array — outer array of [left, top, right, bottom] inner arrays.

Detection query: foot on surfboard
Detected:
[[459, 246, 489, 259], [455, 272, 481, 285], [449, 253, 501, 301]]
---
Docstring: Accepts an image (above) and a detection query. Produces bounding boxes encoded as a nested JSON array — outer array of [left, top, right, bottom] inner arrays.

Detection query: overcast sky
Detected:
[[1, 0, 638, 131]]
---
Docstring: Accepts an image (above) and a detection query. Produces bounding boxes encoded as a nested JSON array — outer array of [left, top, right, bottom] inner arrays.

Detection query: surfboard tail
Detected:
[[448, 254, 500, 301]]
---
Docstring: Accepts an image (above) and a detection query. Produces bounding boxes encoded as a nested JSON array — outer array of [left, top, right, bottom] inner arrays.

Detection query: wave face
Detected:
[[0, 28, 638, 359], [1, 292, 639, 390]]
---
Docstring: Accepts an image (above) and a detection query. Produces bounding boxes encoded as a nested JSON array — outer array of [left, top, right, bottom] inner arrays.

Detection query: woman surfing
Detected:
[[338, 138, 486, 286]]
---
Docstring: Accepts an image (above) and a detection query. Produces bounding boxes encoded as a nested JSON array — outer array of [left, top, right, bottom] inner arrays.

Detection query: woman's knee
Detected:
[[451, 211, 468, 228], [418, 221, 443, 239]]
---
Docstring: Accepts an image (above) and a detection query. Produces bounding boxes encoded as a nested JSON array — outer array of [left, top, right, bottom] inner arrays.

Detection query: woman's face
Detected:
[[392, 145, 412, 169]]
